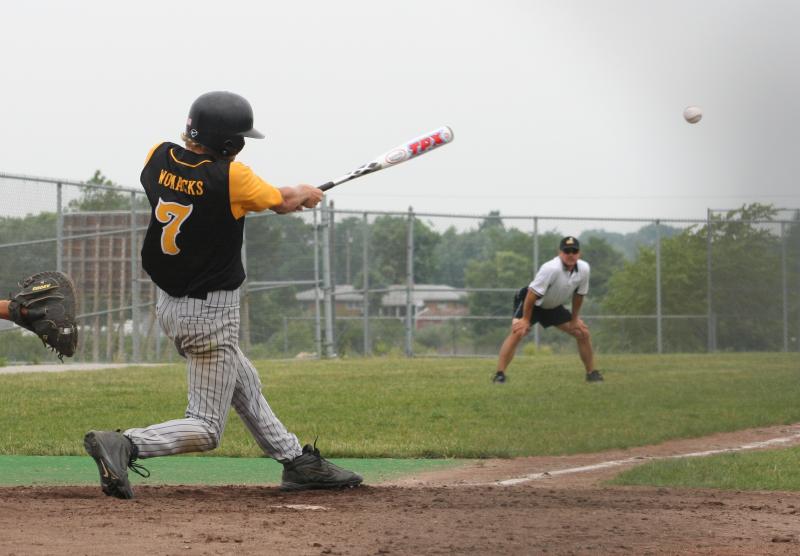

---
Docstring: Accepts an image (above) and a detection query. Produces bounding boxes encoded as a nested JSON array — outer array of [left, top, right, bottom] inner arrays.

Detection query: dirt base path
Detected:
[[388, 423, 800, 489], [2, 424, 800, 555]]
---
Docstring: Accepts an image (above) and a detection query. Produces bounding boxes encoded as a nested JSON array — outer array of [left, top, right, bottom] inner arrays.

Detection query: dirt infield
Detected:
[[2, 425, 800, 555]]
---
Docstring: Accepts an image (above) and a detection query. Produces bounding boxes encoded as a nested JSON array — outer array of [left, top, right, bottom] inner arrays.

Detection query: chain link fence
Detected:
[[1, 171, 798, 364]]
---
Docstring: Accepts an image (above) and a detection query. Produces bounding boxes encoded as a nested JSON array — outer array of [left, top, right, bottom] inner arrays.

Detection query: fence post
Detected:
[[321, 199, 336, 357], [781, 221, 789, 352], [90, 233, 100, 362], [130, 192, 140, 363], [283, 315, 289, 356], [405, 206, 415, 357], [56, 182, 64, 272], [655, 219, 663, 354], [345, 229, 352, 285], [313, 208, 323, 358], [451, 318, 457, 355], [533, 217, 540, 349], [706, 209, 715, 352], [797, 210, 800, 353], [329, 200, 337, 336], [362, 212, 370, 356]]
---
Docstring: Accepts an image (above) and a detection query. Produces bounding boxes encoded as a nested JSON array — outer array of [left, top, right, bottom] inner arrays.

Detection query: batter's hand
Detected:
[[300, 185, 324, 209]]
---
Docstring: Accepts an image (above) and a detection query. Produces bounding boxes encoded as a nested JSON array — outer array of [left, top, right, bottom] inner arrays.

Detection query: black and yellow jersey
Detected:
[[140, 142, 283, 297]]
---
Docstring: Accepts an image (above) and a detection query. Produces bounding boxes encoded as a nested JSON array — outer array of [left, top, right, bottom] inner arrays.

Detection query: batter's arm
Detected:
[[272, 185, 324, 214], [0, 299, 11, 320]]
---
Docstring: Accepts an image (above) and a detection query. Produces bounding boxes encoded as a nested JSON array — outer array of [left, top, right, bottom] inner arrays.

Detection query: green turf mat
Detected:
[[0, 455, 464, 487]]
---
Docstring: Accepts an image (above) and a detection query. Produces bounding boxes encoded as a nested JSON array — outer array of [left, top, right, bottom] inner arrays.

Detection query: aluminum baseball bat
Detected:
[[318, 126, 454, 191]]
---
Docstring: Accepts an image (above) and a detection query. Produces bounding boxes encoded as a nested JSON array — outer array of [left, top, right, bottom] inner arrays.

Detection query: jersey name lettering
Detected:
[[158, 169, 204, 196]]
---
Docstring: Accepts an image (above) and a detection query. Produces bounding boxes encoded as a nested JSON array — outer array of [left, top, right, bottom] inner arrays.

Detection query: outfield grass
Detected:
[[0, 353, 797, 458], [610, 445, 800, 491]]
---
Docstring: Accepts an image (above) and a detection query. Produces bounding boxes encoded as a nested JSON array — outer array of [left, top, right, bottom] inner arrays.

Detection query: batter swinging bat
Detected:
[[319, 126, 454, 191]]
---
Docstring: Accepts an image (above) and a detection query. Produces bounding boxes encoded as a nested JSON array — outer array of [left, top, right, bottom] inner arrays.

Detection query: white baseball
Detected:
[[683, 106, 703, 124]]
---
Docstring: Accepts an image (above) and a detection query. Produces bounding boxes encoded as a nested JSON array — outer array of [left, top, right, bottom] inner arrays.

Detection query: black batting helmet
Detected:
[[185, 91, 264, 157]]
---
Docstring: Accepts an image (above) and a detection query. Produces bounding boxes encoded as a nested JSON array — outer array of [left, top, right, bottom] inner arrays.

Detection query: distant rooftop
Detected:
[[295, 284, 468, 306], [295, 285, 364, 302], [381, 285, 467, 307]]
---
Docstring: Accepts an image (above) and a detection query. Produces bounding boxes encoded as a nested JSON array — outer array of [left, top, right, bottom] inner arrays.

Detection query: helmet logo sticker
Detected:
[[190, 129, 198, 138]]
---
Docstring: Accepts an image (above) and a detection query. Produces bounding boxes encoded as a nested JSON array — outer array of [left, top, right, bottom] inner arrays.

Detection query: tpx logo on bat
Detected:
[[409, 128, 452, 155], [385, 127, 454, 165], [319, 126, 454, 191]]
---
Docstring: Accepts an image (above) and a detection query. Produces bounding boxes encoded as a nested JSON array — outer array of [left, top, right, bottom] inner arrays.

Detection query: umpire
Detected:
[[83, 91, 362, 499], [492, 236, 603, 384]]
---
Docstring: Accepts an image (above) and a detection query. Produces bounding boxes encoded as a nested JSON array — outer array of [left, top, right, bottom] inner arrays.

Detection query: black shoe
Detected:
[[84, 430, 149, 499], [280, 443, 363, 492], [586, 370, 604, 382], [492, 371, 507, 384]]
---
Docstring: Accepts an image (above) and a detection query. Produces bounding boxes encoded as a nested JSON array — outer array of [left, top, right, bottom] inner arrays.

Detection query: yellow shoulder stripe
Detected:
[[143, 142, 163, 166], [170, 148, 212, 168]]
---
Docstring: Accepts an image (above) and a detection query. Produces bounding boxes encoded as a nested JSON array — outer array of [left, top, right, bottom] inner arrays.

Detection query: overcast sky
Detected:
[[2, 0, 798, 229]]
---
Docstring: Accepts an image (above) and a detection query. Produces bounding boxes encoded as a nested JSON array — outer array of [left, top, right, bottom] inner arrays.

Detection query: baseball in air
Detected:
[[683, 106, 703, 124]]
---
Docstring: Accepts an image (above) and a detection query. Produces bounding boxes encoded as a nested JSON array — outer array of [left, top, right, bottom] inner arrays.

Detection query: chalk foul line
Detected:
[[492, 429, 800, 487]]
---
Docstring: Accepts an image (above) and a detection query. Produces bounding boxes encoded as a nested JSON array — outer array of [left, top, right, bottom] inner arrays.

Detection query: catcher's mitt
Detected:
[[8, 271, 78, 360]]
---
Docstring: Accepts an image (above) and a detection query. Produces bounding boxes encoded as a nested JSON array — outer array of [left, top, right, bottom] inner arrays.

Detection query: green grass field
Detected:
[[610, 445, 800, 491], [1, 353, 797, 460], [1, 353, 799, 490]]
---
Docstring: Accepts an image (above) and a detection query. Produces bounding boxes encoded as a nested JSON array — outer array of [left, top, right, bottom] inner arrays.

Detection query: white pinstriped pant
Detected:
[[125, 288, 303, 462]]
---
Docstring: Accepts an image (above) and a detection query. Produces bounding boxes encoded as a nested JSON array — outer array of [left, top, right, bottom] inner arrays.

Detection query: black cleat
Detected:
[[280, 443, 363, 492], [84, 430, 149, 499], [492, 371, 507, 384], [586, 370, 604, 382]]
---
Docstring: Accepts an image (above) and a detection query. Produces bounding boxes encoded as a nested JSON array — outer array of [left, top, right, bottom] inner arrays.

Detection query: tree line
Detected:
[[1, 171, 797, 360]]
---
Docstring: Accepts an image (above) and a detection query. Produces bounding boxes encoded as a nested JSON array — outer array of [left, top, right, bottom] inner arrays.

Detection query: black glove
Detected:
[[8, 271, 78, 360]]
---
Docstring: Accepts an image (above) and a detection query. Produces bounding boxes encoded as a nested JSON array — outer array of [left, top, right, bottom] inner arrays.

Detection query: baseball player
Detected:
[[84, 91, 362, 499], [492, 236, 604, 384]]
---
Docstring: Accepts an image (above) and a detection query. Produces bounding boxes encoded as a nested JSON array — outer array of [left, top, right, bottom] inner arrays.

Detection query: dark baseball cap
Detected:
[[559, 236, 580, 251]]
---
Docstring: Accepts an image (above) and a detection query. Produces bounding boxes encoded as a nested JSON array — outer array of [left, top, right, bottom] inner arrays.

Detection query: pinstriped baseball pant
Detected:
[[124, 289, 303, 462]]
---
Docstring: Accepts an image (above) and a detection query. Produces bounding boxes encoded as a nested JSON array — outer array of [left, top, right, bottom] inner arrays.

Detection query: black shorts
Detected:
[[512, 287, 572, 328]]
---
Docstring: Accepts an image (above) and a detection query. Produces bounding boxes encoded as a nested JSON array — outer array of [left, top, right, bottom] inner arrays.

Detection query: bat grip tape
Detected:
[[319, 182, 335, 191]]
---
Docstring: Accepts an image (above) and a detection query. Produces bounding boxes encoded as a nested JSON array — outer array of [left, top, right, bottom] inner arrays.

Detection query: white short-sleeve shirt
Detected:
[[528, 256, 590, 309]]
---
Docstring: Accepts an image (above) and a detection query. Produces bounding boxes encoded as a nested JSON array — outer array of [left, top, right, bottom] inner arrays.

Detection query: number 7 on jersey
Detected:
[[155, 198, 193, 255]]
